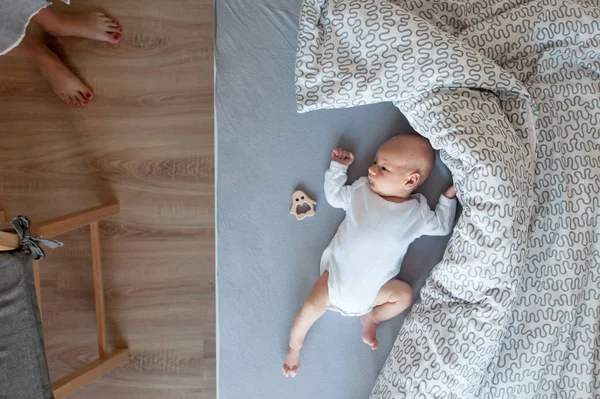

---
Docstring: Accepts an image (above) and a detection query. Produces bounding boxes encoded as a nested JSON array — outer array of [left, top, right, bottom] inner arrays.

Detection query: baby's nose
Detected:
[[368, 165, 377, 175]]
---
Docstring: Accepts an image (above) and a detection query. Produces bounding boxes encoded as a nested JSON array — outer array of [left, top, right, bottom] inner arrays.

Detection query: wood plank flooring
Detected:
[[0, 0, 214, 397]]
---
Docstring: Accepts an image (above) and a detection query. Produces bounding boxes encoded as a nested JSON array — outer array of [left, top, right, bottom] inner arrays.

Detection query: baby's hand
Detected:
[[443, 185, 456, 199], [332, 148, 355, 166]]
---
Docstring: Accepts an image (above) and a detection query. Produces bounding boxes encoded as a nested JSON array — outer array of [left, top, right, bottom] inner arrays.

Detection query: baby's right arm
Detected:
[[324, 148, 354, 210]]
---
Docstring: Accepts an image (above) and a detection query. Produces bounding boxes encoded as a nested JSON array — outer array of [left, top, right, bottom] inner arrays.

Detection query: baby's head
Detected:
[[368, 134, 434, 198]]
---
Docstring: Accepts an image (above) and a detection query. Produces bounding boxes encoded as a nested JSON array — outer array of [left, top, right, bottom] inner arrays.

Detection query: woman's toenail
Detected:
[[113, 34, 119, 41], [83, 101, 87, 104], [86, 93, 92, 99]]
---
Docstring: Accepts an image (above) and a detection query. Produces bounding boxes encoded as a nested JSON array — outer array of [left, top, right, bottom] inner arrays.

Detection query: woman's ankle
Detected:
[[32, 7, 67, 37], [5, 33, 48, 63]]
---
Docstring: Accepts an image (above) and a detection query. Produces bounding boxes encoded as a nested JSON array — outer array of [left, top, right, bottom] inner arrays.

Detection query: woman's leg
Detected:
[[32, 6, 122, 43], [282, 271, 331, 378], [360, 279, 413, 350], [5, 32, 92, 106]]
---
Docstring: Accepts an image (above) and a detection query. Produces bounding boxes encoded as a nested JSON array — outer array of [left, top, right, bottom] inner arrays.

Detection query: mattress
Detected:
[[294, 0, 600, 397], [215, 1, 457, 398]]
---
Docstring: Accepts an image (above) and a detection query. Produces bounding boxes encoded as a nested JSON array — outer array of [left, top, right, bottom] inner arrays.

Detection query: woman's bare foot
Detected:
[[34, 8, 122, 44], [37, 48, 93, 106], [282, 347, 301, 378], [360, 314, 379, 350], [6, 33, 92, 106]]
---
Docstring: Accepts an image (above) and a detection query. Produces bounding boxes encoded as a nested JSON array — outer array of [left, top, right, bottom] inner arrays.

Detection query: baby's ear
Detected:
[[405, 172, 420, 189]]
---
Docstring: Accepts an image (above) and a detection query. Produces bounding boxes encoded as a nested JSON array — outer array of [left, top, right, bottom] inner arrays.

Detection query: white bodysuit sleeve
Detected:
[[324, 161, 351, 210], [419, 194, 457, 236]]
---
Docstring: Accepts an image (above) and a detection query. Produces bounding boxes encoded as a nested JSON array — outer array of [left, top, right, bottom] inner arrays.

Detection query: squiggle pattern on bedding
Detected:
[[296, 0, 600, 397]]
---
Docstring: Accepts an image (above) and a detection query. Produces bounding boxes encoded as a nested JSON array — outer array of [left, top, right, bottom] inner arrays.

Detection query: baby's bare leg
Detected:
[[360, 279, 412, 350], [282, 271, 330, 378]]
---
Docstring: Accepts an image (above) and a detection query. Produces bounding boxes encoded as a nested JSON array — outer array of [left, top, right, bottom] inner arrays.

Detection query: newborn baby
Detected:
[[282, 134, 457, 378]]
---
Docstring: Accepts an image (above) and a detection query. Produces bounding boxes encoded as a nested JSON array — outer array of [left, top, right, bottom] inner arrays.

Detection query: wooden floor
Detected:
[[0, 1, 214, 398]]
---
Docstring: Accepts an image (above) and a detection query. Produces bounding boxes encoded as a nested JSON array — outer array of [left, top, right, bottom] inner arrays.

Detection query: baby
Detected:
[[282, 134, 457, 378]]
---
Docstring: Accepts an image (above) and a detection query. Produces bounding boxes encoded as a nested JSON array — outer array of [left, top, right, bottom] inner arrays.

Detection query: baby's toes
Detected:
[[289, 366, 298, 377], [282, 364, 297, 378]]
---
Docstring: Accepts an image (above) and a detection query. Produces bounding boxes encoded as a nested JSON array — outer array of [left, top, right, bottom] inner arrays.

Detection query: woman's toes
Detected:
[[107, 26, 121, 35], [102, 16, 120, 25], [75, 92, 86, 105], [108, 33, 121, 43]]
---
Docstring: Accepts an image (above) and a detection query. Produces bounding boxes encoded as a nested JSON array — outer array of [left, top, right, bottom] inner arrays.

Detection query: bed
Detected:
[[218, 0, 600, 397], [215, 1, 456, 398], [294, 0, 600, 397]]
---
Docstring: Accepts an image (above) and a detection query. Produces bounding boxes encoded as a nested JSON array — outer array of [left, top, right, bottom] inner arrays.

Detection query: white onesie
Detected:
[[321, 161, 457, 316]]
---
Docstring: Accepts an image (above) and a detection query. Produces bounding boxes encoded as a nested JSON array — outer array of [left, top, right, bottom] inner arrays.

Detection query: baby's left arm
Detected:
[[324, 148, 355, 210], [420, 187, 457, 236]]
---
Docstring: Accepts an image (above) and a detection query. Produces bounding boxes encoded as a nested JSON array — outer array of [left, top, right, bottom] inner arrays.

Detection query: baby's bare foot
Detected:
[[282, 347, 301, 378], [50, 12, 122, 44], [36, 47, 93, 106], [360, 314, 379, 350]]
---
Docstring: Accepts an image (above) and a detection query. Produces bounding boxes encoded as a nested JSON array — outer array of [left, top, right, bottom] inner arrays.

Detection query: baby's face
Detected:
[[368, 147, 411, 197], [367, 136, 432, 197]]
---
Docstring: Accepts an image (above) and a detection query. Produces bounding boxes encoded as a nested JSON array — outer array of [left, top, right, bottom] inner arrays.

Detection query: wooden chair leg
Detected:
[[51, 218, 130, 398], [90, 222, 108, 359], [52, 348, 130, 399]]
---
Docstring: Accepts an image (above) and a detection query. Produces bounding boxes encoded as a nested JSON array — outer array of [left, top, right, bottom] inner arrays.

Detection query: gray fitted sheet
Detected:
[[215, 1, 457, 398]]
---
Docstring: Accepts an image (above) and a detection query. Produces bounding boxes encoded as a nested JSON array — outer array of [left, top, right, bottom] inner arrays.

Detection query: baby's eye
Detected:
[[381, 166, 387, 171]]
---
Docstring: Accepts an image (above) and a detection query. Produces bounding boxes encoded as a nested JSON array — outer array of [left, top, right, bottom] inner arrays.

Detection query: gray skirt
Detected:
[[0, 0, 69, 55]]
